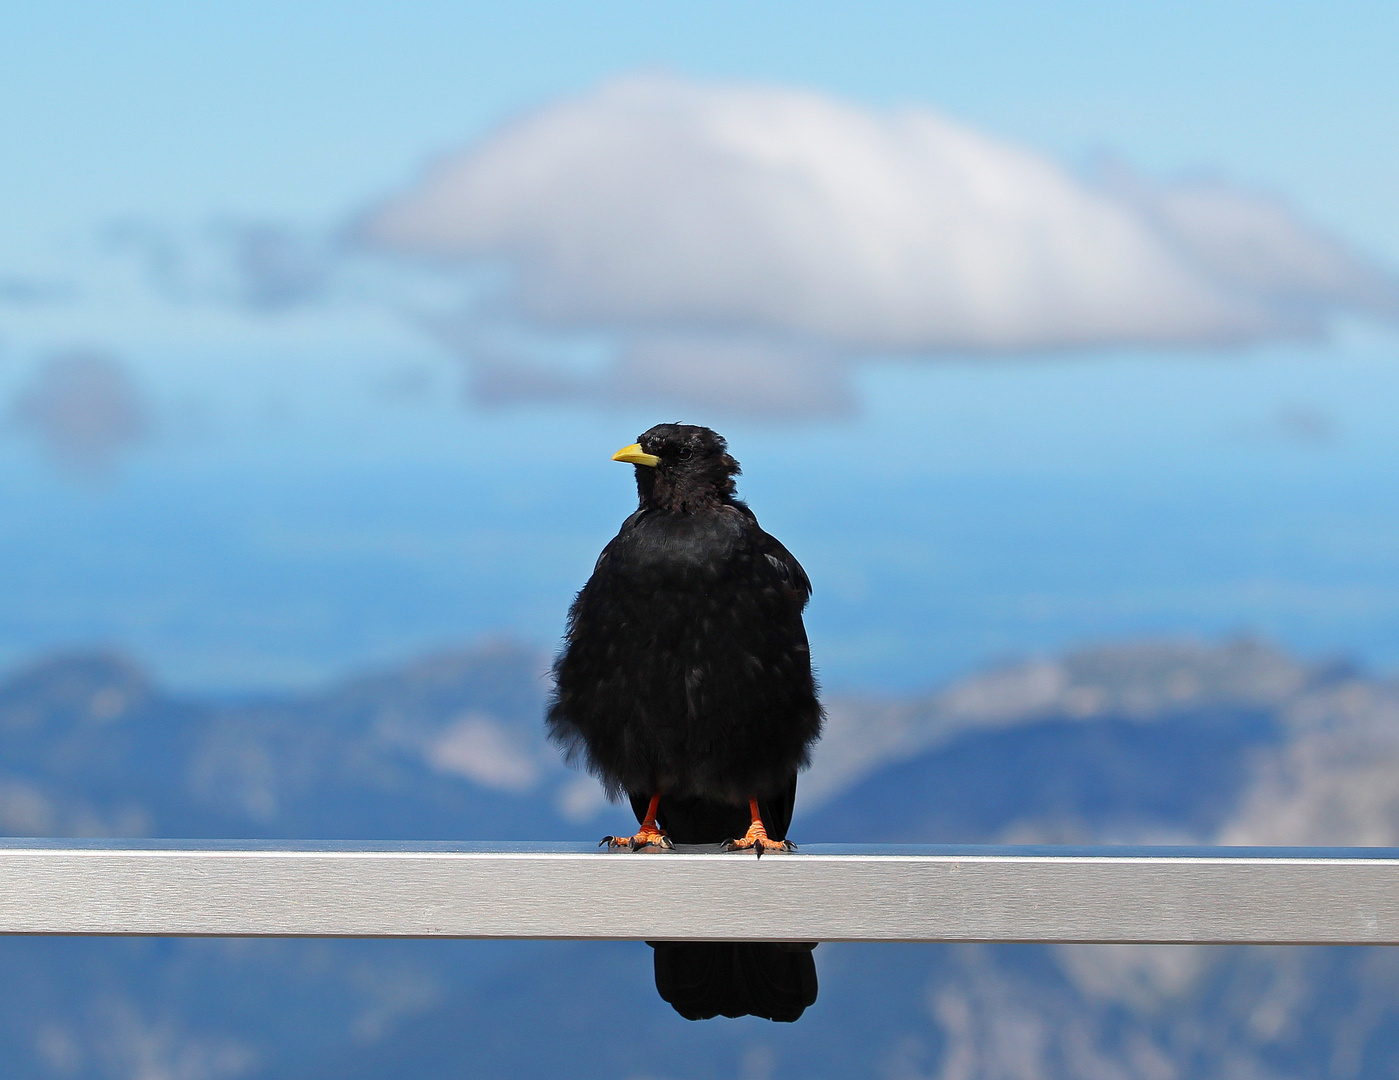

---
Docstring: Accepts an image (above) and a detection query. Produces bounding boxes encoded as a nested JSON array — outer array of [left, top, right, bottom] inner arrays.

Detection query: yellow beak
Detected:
[[612, 443, 661, 467]]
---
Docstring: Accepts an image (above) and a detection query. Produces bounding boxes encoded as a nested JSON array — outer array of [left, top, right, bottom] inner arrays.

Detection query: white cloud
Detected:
[[469, 333, 852, 417], [357, 74, 1397, 415], [1098, 159, 1399, 321], [555, 774, 610, 822], [426, 712, 541, 793]]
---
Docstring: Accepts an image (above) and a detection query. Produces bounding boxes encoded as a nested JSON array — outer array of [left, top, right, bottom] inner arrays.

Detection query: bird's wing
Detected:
[[756, 530, 813, 610], [727, 501, 812, 609], [589, 509, 647, 575]]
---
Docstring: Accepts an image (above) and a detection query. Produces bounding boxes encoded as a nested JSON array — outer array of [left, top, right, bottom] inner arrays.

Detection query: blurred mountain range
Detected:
[[3, 638, 1399, 1079]]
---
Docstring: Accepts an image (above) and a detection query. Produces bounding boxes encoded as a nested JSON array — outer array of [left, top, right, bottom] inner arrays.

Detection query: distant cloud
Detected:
[[465, 332, 852, 418], [555, 773, 610, 822], [1272, 405, 1338, 447], [8, 351, 150, 481], [1228, 403, 1340, 449], [109, 219, 331, 311], [1096, 158, 1399, 322], [355, 73, 1399, 417], [426, 712, 542, 792], [227, 223, 333, 311]]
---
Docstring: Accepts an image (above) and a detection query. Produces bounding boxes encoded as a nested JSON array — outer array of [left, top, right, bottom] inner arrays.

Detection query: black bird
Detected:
[[547, 423, 822, 1022]]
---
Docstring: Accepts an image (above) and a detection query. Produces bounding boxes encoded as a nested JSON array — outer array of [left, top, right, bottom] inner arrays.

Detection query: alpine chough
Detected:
[[547, 423, 822, 1022]]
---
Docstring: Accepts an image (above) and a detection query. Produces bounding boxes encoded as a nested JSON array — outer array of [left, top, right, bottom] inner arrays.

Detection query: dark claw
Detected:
[[754, 844, 763, 859], [599, 836, 615, 848], [784, 840, 797, 852], [656, 836, 674, 849], [721, 839, 739, 852]]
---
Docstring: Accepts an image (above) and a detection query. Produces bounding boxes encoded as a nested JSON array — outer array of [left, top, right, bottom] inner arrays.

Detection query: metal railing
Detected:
[[2, 840, 1397, 944]]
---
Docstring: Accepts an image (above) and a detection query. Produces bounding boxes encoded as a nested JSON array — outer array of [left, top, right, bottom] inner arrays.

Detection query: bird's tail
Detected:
[[650, 941, 818, 1022]]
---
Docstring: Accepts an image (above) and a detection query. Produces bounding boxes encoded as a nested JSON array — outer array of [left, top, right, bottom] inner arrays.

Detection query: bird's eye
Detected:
[[677, 446, 693, 460]]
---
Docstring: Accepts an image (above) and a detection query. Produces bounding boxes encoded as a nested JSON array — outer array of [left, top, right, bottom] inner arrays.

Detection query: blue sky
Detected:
[[2, 2, 1398, 691], [5, 3, 1396, 253]]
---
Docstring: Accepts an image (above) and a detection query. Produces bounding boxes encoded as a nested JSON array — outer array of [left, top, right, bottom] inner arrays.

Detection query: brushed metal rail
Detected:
[[2, 840, 1398, 944]]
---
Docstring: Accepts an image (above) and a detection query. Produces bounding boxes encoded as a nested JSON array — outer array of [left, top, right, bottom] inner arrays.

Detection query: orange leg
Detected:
[[723, 798, 797, 857], [601, 793, 673, 851]]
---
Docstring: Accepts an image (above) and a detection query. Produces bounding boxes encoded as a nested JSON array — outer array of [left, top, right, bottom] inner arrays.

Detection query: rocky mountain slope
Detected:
[[3, 638, 1399, 1079]]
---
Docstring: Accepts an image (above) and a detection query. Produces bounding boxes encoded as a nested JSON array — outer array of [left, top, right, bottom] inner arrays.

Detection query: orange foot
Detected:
[[601, 794, 673, 851], [600, 823, 673, 851], [722, 798, 797, 858]]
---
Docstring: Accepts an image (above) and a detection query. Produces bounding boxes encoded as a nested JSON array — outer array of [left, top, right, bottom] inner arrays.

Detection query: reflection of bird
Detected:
[[548, 423, 822, 1022]]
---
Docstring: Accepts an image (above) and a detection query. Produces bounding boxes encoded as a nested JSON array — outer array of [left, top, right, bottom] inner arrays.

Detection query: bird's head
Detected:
[[612, 423, 741, 511]]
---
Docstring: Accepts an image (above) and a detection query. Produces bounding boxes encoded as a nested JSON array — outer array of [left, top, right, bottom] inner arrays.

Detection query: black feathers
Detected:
[[547, 423, 822, 1022], [652, 941, 819, 1023], [547, 424, 822, 807]]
